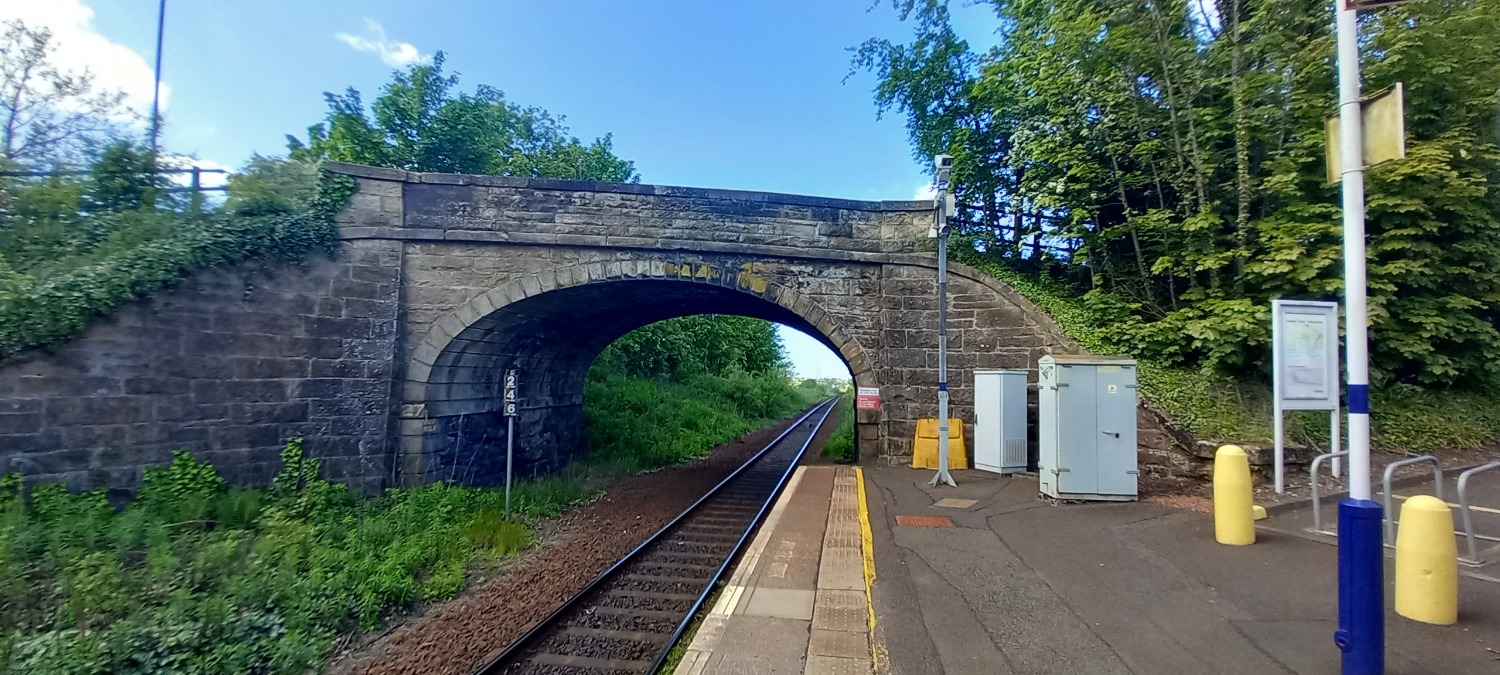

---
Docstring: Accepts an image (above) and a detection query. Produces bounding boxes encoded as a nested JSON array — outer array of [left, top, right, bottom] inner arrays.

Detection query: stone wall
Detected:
[[0, 163, 1199, 496], [329, 163, 1197, 482], [0, 240, 403, 496]]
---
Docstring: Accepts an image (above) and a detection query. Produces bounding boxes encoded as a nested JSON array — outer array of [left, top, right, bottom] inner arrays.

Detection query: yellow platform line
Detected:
[[856, 467, 880, 670], [1390, 493, 1500, 515]]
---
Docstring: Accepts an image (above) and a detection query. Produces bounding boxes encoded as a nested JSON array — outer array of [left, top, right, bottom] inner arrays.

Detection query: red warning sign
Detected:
[[855, 387, 881, 411]]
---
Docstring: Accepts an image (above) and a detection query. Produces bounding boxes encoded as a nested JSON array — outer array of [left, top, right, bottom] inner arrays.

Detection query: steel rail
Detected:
[[472, 397, 838, 675]]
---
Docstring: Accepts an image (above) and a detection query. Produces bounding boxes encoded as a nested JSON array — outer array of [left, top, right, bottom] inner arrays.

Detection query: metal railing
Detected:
[[1309, 449, 1350, 535], [1458, 461, 1500, 566], [1382, 455, 1443, 545]]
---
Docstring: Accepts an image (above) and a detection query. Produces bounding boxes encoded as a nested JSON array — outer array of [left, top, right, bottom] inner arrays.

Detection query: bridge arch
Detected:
[[398, 258, 877, 485]]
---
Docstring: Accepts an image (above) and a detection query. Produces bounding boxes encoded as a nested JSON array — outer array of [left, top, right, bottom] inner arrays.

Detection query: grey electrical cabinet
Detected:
[[974, 370, 1028, 474], [1038, 355, 1139, 500]]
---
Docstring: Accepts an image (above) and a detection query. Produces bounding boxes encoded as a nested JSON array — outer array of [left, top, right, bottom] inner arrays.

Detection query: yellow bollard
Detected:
[[1395, 495, 1458, 625], [1213, 445, 1255, 545]]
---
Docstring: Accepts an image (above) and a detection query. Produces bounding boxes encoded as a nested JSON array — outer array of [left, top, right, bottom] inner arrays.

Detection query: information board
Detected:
[[855, 387, 881, 411], [1270, 299, 1342, 494], [1272, 300, 1340, 411]]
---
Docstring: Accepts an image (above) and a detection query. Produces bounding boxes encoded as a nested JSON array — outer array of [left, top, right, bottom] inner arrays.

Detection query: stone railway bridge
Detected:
[[0, 163, 1187, 494]]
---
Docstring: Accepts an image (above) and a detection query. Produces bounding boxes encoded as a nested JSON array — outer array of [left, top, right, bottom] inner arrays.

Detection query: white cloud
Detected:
[[335, 18, 430, 68], [0, 0, 166, 119], [914, 183, 936, 201]]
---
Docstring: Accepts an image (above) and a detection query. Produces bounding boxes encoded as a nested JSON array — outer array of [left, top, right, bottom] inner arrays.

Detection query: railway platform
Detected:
[[673, 461, 1500, 674], [675, 464, 874, 675], [862, 466, 1500, 675]]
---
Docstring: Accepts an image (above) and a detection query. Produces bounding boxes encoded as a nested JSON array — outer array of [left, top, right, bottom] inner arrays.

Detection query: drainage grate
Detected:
[[896, 515, 954, 528]]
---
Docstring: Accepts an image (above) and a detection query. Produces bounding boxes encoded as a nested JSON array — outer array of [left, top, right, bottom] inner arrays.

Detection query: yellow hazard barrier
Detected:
[[1213, 445, 1255, 545], [911, 418, 967, 470], [1395, 495, 1458, 625]]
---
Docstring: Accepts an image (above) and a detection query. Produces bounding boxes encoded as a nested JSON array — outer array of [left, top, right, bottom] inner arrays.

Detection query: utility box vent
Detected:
[[973, 370, 1028, 474], [1038, 355, 1139, 501]]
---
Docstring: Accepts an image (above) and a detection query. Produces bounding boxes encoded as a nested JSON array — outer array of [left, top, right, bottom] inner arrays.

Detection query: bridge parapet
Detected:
[[326, 162, 933, 262]]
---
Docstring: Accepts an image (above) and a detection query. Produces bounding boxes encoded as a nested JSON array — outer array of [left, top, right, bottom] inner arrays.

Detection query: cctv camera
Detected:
[[934, 154, 954, 169]]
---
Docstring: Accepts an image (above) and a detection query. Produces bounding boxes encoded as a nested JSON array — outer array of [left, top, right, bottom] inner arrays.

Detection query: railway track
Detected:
[[473, 398, 838, 675]]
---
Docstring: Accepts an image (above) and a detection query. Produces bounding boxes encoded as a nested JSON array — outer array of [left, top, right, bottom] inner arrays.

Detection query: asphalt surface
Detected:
[[863, 466, 1500, 675]]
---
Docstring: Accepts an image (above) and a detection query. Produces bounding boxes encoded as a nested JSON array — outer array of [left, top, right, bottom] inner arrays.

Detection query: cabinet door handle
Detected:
[[1101, 430, 1120, 438]]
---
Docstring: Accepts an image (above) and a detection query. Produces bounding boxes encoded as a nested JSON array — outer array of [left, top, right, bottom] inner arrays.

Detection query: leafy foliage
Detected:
[[289, 52, 638, 182], [0, 168, 354, 361], [0, 442, 582, 675], [859, 0, 1500, 389], [822, 394, 856, 461], [0, 19, 133, 167], [585, 314, 824, 469], [953, 234, 1500, 450], [223, 155, 321, 216], [592, 315, 789, 380], [583, 372, 820, 471]]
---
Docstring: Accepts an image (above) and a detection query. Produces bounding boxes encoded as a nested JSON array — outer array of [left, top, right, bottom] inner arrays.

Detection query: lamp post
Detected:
[[930, 154, 956, 487], [1333, 1, 1404, 672], [148, 0, 166, 153]]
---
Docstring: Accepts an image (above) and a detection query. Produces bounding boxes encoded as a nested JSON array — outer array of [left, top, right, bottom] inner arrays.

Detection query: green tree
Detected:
[[223, 155, 320, 216], [289, 52, 638, 182], [592, 316, 790, 380], [859, 0, 1500, 388], [0, 19, 132, 167], [81, 141, 168, 213]]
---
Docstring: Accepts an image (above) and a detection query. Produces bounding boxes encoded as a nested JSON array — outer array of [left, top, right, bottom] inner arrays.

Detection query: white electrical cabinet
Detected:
[[973, 370, 1028, 474], [1038, 355, 1139, 500]]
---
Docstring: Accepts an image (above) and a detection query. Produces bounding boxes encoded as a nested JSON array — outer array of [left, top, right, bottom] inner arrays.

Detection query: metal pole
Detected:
[[189, 165, 201, 215], [505, 415, 515, 519], [1273, 400, 1285, 493], [148, 0, 166, 152], [1332, 404, 1342, 478], [930, 156, 955, 487], [1333, 2, 1383, 672]]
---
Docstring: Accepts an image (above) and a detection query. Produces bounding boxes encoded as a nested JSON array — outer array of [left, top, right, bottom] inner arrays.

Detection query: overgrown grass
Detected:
[[0, 441, 589, 675], [953, 238, 1500, 452], [822, 394, 855, 461], [0, 368, 821, 674], [583, 370, 820, 471]]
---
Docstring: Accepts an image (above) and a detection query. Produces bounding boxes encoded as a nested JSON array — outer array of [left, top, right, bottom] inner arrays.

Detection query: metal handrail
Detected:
[[1309, 450, 1350, 535], [1382, 455, 1443, 545], [1458, 461, 1500, 565]]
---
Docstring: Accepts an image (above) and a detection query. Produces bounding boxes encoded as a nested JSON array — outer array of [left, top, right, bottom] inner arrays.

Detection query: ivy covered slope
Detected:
[[953, 238, 1500, 453], [0, 158, 356, 361]]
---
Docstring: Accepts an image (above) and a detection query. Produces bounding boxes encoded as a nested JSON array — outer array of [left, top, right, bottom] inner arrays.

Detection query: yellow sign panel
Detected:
[[1327, 82, 1406, 184]]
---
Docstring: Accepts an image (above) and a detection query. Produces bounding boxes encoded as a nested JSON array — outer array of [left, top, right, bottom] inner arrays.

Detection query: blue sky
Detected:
[[6, 0, 1000, 380]]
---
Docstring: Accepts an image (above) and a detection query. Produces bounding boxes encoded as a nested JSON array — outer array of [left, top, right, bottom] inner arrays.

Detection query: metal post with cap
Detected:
[[929, 154, 956, 488], [1331, 0, 1413, 671], [503, 368, 519, 518]]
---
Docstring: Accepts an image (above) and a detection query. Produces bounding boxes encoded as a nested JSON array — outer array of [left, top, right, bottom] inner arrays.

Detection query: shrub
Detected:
[[822, 395, 855, 461], [0, 438, 549, 674]]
